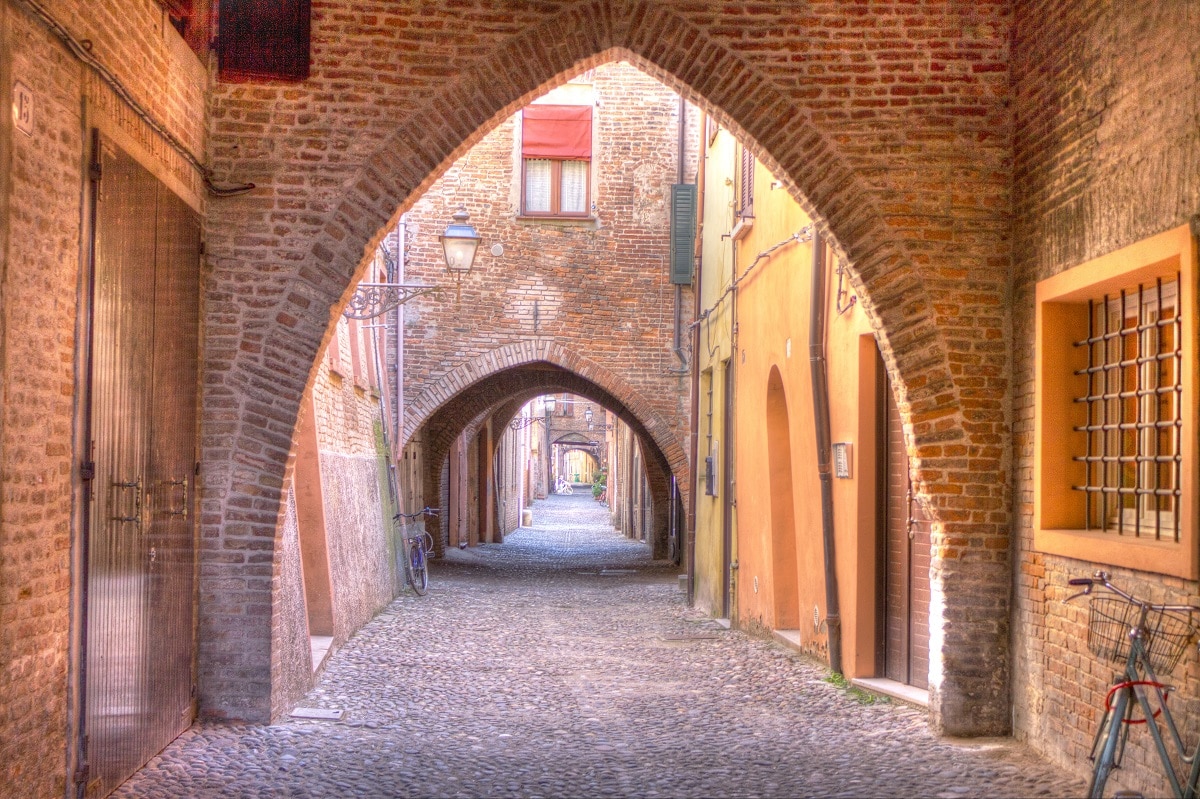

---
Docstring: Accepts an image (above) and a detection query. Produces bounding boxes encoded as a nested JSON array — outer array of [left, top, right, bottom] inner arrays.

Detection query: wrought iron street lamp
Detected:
[[584, 406, 593, 429], [439, 206, 480, 301], [344, 208, 483, 318]]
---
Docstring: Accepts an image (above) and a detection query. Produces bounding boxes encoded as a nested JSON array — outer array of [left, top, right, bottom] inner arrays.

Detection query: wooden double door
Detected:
[[878, 352, 931, 690], [81, 132, 201, 796]]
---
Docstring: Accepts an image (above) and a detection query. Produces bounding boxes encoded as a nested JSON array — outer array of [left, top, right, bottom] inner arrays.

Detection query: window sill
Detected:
[[1034, 526, 1196, 580], [516, 214, 600, 229], [731, 214, 754, 241]]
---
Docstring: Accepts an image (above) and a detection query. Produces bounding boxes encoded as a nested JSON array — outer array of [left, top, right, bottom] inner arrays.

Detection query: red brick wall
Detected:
[[0, 0, 1035, 760], [200, 0, 1017, 733], [0, 1, 207, 793], [1010, 1, 1200, 792]]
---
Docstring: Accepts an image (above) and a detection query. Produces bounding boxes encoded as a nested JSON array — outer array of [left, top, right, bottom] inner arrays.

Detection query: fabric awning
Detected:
[[522, 105, 592, 160]]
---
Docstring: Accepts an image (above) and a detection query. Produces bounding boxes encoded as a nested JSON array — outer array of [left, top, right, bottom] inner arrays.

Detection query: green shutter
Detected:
[[669, 183, 697, 285]]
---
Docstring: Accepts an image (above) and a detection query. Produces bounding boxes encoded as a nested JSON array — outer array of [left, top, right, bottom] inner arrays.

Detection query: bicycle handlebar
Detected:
[[393, 507, 440, 522], [1068, 570, 1200, 614]]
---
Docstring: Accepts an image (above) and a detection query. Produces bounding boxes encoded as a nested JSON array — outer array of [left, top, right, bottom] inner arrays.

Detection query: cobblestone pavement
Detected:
[[117, 493, 1084, 798]]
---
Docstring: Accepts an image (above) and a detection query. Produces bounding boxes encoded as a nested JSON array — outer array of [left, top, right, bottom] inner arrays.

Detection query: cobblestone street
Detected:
[[116, 493, 1083, 798]]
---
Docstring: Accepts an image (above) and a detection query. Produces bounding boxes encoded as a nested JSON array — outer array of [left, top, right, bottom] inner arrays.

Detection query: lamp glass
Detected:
[[439, 208, 481, 275]]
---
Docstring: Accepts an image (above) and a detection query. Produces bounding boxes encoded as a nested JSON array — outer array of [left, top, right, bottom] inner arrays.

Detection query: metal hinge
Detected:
[[73, 760, 90, 785], [80, 461, 95, 481]]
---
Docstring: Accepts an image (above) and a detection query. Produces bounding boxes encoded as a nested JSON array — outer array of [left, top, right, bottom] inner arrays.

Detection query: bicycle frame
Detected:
[[1104, 622, 1199, 797], [1072, 573, 1200, 798]]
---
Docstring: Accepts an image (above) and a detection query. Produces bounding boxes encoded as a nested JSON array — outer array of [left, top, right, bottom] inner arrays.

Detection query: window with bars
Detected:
[[1034, 222, 1197, 579], [1074, 277, 1181, 540]]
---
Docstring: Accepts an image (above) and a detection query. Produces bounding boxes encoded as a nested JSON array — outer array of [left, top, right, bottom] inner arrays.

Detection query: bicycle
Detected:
[[395, 507, 437, 596], [554, 476, 573, 495], [1067, 571, 1200, 798]]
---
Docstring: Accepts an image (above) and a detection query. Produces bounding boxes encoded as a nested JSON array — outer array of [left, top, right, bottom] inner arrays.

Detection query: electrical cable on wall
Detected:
[[15, 0, 255, 196]]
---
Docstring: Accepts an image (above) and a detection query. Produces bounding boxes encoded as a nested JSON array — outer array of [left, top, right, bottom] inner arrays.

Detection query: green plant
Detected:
[[823, 672, 887, 705]]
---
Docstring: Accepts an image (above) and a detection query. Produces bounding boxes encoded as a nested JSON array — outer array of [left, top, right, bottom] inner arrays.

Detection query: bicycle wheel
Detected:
[[400, 534, 418, 592], [409, 540, 429, 596], [1088, 684, 1131, 798]]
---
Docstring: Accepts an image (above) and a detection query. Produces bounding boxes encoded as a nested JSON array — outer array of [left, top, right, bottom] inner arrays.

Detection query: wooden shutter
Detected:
[[669, 183, 697, 285], [218, 0, 311, 82], [739, 145, 755, 218]]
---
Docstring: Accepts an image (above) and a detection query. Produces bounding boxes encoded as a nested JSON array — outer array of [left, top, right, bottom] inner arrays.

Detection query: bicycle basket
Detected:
[[1086, 596, 1196, 675]]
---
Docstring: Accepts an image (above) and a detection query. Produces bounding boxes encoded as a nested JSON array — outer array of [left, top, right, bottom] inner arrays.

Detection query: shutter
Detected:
[[218, 0, 311, 81], [669, 183, 697, 285], [739, 145, 755, 218]]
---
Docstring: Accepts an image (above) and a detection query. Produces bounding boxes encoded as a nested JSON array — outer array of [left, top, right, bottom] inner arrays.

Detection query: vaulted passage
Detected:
[[10, 3, 1197, 795]]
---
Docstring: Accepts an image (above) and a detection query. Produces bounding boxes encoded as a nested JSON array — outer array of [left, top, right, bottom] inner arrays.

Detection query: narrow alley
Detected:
[[115, 495, 1082, 799]]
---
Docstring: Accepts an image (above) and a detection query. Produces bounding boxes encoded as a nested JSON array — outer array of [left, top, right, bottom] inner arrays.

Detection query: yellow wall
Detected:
[[725, 153, 877, 675], [692, 122, 738, 617]]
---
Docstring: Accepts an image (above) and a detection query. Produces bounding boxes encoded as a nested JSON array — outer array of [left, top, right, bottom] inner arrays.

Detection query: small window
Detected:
[[1034, 223, 1197, 578], [521, 105, 592, 218]]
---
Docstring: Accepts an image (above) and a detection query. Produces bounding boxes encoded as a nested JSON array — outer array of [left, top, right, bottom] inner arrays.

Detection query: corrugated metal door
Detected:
[[881, 355, 931, 689], [84, 132, 199, 797]]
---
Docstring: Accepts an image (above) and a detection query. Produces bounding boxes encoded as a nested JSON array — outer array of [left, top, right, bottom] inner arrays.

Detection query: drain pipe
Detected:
[[808, 231, 843, 675]]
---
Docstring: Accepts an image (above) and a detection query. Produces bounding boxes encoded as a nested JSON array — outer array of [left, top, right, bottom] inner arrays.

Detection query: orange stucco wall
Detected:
[[730, 158, 877, 675]]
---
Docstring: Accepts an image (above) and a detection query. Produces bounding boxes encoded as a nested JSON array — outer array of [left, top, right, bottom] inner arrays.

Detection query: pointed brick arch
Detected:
[[410, 342, 687, 560], [203, 0, 1014, 735]]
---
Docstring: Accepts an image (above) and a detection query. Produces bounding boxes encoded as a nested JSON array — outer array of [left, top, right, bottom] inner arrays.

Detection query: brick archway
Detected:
[[204, 1, 1013, 734], [411, 342, 687, 560]]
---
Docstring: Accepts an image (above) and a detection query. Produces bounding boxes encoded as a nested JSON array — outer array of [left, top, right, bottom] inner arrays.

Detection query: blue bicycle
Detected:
[[395, 508, 437, 596], [1068, 572, 1200, 798]]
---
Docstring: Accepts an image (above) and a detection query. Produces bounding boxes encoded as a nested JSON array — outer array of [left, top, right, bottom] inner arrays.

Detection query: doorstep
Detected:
[[850, 677, 930, 708]]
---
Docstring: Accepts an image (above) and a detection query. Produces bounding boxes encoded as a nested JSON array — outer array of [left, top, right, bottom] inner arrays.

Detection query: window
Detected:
[[218, 0, 310, 82], [737, 143, 755, 219], [1034, 223, 1197, 578], [1076, 280, 1179, 538], [521, 105, 592, 217]]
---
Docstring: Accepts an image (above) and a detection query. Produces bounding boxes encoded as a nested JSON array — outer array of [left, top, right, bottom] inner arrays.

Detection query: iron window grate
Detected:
[[1072, 275, 1182, 541]]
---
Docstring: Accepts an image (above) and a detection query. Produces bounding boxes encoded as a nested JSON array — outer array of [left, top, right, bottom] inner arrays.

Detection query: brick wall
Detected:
[[0, 0, 207, 793], [0, 0, 1037, 759], [200, 0, 1017, 732], [1010, 1, 1200, 792]]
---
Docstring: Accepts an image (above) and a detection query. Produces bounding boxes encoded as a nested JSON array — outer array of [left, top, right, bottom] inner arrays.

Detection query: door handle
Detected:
[[164, 476, 188, 518], [112, 477, 143, 526]]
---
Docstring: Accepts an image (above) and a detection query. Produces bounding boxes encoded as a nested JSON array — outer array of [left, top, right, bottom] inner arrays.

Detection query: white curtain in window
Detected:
[[560, 160, 588, 214], [525, 159, 552, 213]]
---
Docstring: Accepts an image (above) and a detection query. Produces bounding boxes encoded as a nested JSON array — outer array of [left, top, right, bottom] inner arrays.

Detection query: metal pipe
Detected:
[[808, 231, 843, 675], [686, 126, 705, 606]]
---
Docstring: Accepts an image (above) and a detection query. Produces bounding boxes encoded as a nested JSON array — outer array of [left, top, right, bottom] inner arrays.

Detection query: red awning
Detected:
[[522, 105, 592, 160]]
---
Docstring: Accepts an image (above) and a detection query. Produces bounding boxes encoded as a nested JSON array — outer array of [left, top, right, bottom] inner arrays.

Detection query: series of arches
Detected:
[[199, 2, 1012, 735]]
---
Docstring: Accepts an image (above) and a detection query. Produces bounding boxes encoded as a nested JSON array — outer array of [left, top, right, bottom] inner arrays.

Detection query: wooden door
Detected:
[[83, 132, 200, 796], [879, 352, 930, 689]]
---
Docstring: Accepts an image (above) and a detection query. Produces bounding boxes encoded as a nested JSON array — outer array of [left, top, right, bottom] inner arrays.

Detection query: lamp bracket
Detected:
[[342, 282, 445, 319]]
